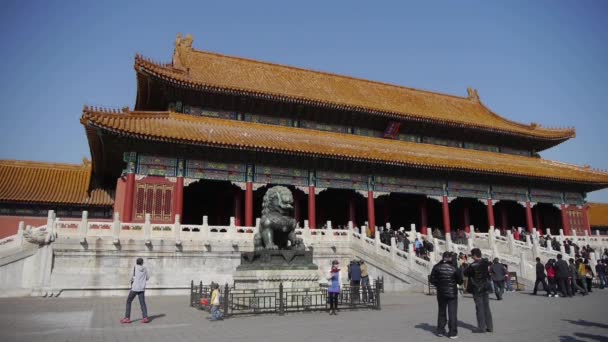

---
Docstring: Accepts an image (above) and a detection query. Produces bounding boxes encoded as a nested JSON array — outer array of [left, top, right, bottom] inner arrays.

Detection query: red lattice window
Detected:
[[134, 183, 174, 222]]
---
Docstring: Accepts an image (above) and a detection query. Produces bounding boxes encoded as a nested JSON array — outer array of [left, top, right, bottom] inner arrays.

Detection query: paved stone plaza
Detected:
[[1, 290, 607, 342]]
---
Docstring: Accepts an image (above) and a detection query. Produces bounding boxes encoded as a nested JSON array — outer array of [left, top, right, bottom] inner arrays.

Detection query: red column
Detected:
[[442, 195, 451, 235], [124, 173, 135, 222], [463, 204, 471, 233], [500, 204, 508, 230], [245, 182, 253, 226], [560, 204, 571, 235], [525, 201, 534, 233], [419, 198, 428, 235], [348, 192, 356, 227], [173, 176, 184, 221], [234, 189, 242, 226], [294, 191, 301, 226], [367, 191, 376, 236], [583, 205, 591, 234], [308, 186, 316, 229], [534, 206, 543, 235], [486, 199, 495, 229]]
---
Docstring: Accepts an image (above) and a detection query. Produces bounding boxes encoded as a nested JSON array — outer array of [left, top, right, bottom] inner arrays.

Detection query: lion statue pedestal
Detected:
[[233, 186, 319, 290]]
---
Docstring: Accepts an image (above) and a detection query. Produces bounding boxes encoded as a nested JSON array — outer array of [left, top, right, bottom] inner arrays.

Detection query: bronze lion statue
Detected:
[[254, 186, 304, 250]]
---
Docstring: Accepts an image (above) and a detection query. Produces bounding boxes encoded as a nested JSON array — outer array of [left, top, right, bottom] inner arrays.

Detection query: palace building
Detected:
[[2, 34, 608, 238]]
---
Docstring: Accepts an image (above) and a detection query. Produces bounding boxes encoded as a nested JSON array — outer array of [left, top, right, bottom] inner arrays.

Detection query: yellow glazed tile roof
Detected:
[[134, 34, 574, 141], [589, 203, 608, 227], [81, 108, 608, 186], [0, 159, 113, 206]]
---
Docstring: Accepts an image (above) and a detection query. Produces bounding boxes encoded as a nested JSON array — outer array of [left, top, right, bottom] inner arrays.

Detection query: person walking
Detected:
[[209, 282, 223, 321], [464, 248, 493, 334], [430, 252, 463, 339], [569, 258, 587, 296], [327, 260, 341, 315], [490, 258, 507, 300], [532, 257, 549, 296], [360, 260, 373, 303], [121, 258, 150, 324], [348, 260, 362, 303], [580, 259, 594, 293], [595, 260, 606, 289], [545, 259, 558, 297], [555, 254, 572, 297]]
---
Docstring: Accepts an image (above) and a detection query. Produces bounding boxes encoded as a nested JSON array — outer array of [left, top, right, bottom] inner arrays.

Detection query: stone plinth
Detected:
[[234, 248, 319, 290]]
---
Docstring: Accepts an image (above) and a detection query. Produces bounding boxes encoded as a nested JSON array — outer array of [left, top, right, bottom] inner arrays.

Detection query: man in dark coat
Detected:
[[490, 258, 507, 300], [464, 248, 493, 333], [430, 252, 463, 338], [555, 254, 572, 297], [532, 257, 549, 296]]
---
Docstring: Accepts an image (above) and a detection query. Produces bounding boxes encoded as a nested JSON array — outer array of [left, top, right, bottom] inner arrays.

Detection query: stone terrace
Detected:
[[1, 290, 607, 342]]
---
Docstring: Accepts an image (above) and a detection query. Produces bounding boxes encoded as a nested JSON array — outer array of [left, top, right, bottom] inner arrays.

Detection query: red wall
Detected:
[[114, 177, 126, 221], [0, 216, 47, 239]]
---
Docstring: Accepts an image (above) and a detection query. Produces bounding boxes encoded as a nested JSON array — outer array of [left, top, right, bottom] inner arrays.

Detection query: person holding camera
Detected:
[[430, 251, 463, 339], [464, 248, 493, 333]]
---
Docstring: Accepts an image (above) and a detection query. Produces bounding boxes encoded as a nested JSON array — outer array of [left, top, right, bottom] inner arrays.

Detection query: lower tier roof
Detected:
[[81, 108, 608, 188], [589, 203, 608, 228], [0, 159, 113, 206]]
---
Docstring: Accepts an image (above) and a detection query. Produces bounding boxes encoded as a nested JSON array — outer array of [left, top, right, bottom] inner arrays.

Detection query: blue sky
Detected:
[[0, 0, 607, 201]]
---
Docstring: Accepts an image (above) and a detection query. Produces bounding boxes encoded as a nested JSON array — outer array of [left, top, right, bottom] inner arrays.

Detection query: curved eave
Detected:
[[81, 110, 608, 190], [134, 56, 575, 144]]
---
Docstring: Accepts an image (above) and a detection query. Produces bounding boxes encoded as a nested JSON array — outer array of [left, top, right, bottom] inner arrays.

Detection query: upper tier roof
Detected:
[[0, 159, 113, 206], [81, 108, 608, 188], [134, 34, 575, 142]]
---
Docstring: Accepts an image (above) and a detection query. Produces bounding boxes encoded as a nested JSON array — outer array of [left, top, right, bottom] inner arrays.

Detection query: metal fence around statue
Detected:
[[190, 278, 382, 317]]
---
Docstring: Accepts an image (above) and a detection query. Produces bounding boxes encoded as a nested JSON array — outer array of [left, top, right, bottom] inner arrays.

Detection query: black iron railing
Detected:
[[190, 278, 382, 317]]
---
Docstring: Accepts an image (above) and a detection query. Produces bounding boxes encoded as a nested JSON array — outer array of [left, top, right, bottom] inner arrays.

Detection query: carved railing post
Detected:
[[228, 217, 236, 241], [468, 226, 475, 250], [112, 212, 121, 245], [46, 210, 56, 238], [201, 216, 209, 240], [347, 221, 354, 243], [390, 236, 396, 262], [144, 213, 152, 245], [174, 214, 182, 246], [507, 231, 515, 255], [374, 230, 381, 254], [79, 211, 88, 244], [409, 224, 416, 243], [16, 221, 25, 247]]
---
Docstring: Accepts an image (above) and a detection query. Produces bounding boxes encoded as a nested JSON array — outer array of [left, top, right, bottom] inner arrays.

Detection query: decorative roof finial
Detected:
[[175, 33, 193, 49], [467, 87, 480, 102]]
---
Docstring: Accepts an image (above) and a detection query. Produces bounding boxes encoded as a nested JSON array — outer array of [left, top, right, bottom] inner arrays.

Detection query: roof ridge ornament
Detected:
[[173, 33, 193, 71], [467, 87, 480, 102]]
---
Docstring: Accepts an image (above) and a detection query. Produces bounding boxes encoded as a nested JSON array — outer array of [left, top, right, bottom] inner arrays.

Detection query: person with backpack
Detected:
[[490, 258, 507, 300], [555, 254, 572, 297], [121, 258, 150, 324], [464, 248, 493, 334], [569, 258, 587, 296], [430, 252, 463, 339]]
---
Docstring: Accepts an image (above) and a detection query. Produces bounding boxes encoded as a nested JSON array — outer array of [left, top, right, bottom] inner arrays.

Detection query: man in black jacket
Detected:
[[532, 257, 549, 296], [430, 252, 463, 339], [464, 248, 493, 333], [555, 254, 572, 297]]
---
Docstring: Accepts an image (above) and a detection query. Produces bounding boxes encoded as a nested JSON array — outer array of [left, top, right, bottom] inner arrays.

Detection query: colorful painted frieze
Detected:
[[491, 185, 528, 202], [448, 181, 489, 198], [374, 176, 443, 195], [530, 188, 563, 204], [136, 155, 177, 177]]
